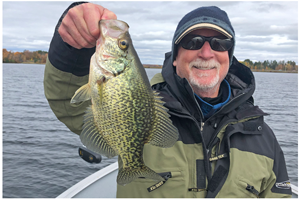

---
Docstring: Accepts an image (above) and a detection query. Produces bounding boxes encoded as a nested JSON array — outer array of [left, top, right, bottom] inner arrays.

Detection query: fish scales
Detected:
[[71, 19, 178, 186], [98, 68, 152, 154]]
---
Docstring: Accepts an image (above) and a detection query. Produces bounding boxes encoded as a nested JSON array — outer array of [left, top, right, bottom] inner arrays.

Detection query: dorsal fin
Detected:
[[146, 91, 178, 147]]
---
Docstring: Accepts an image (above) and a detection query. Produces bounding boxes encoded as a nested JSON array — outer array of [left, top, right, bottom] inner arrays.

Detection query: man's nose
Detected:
[[197, 41, 214, 60]]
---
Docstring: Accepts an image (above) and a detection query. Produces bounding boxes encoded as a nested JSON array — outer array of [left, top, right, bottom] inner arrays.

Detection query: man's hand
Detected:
[[58, 3, 117, 49]]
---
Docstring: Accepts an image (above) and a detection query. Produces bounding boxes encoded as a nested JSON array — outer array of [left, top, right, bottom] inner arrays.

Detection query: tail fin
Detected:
[[117, 165, 164, 186]]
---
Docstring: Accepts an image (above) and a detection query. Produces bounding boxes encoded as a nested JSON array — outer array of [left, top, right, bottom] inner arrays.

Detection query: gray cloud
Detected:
[[2, 1, 298, 64]]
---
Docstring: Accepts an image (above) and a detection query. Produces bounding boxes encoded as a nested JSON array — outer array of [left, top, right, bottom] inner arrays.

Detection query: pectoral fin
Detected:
[[71, 83, 91, 103]]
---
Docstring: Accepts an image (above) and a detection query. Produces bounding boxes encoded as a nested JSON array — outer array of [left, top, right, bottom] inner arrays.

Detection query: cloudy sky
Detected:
[[2, 1, 298, 65]]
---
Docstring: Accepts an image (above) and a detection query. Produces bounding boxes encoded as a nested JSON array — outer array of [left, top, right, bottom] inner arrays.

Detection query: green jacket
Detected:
[[44, 2, 292, 198], [116, 53, 292, 198]]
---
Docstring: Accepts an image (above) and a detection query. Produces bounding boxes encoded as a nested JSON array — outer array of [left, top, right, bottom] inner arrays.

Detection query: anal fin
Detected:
[[117, 165, 164, 186]]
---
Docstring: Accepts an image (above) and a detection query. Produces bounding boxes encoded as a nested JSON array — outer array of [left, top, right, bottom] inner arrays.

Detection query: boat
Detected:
[[57, 161, 118, 198], [57, 148, 298, 198]]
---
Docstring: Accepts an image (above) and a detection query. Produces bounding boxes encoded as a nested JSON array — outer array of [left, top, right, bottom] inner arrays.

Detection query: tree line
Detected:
[[2, 49, 298, 72], [240, 59, 298, 72], [3, 49, 48, 64]]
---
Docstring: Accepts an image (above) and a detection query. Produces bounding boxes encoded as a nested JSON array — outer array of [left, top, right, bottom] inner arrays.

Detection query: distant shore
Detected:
[[251, 69, 298, 73], [3, 62, 298, 73], [142, 64, 163, 68], [3, 49, 297, 73], [143, 65, 298, 73]]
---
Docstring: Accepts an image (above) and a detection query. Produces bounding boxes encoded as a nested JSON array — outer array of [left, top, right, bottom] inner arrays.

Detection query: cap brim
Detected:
[[175, 23, 232, 44]]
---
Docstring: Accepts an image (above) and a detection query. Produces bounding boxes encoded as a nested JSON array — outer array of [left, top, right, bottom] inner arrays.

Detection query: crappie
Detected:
[[71, 19, 178, 186]]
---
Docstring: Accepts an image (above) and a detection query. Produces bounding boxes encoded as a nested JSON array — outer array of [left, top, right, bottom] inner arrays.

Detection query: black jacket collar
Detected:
[[160, 51, 256, 121]]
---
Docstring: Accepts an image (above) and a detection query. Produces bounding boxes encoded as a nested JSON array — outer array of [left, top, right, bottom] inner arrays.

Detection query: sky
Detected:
[[2, 1, 298, 65]]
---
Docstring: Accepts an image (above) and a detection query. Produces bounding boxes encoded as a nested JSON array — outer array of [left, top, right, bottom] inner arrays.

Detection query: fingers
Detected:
[[69, 4, 98, 47], [82, 4, 103, 41], [59, 13, 95, 49], [58, 3, 117, 49]]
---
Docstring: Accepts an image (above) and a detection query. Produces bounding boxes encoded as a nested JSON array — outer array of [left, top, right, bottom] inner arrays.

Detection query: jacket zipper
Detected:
[[200, 122, 209, 155], [205, 92, 261, 150], [192, 91, 246, 150], [169, 110, 212, 182]]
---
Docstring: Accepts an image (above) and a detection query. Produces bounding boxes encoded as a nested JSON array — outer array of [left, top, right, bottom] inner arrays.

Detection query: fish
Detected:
[[70, 19, 178, 186]]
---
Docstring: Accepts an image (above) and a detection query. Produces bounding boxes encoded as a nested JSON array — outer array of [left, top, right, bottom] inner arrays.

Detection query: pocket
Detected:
[[136, 171, 183, 182], [163, 171, 182, 180], [132, 170, 186, 197], [147, 171, 181, 192]]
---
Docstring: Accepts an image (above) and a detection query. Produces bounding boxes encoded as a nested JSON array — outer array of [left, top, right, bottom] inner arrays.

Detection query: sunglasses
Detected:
[[179, 34, 233, 52]]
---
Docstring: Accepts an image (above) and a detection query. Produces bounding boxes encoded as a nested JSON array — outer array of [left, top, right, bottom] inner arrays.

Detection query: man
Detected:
[[44, 2, 292, 198]]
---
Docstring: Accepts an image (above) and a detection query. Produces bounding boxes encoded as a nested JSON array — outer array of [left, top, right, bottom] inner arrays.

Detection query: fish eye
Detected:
[[118, 39, 129, 50]]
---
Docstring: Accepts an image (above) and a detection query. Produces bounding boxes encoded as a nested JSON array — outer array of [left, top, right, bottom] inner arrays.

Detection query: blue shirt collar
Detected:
[[195, 79, 231, 118]]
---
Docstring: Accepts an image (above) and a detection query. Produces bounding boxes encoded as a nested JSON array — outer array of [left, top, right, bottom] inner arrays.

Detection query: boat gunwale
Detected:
[[56, 161, 118, 198]]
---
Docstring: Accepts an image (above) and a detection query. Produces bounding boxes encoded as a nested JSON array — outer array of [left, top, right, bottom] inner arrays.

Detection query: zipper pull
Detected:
[[147, 172, 171, 192], [246, 184, 259, 197], [200, 122, 205, 131]]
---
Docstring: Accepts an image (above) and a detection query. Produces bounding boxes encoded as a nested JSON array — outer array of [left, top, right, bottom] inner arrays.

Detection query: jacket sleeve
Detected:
[[260, 125, 292, 198], [43, 2, 94, 135]]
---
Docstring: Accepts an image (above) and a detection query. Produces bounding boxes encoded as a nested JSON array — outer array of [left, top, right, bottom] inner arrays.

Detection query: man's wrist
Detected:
[[48, 1, 94, 77], [56, 2, 89, 31]]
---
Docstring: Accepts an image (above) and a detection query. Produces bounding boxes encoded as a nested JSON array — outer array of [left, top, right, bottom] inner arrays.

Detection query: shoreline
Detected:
[[251, 69, 298, 73], [3, 62, 298, 73]]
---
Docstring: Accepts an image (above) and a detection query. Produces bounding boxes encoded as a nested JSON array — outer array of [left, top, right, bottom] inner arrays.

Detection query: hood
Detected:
[[160, 52, 255, 120]]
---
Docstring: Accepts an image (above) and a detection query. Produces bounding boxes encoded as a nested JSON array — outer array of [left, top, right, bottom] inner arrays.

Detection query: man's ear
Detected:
[[173, 59, 177, 67]]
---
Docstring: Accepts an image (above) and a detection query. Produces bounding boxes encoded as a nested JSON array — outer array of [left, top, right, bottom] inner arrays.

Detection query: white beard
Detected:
[[188, 59, 221, 92]]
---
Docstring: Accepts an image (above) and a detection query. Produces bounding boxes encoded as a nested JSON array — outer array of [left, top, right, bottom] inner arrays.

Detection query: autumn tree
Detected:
[[3, 49, 10, 62], [254, 61, 263, 70], [23, 50, 33, 60], [3, 49, 48, 64], [287, 61, 296, 70]]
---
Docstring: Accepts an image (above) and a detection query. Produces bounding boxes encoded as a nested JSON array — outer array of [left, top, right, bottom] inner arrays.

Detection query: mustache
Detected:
[[189, 59, 221, 69]]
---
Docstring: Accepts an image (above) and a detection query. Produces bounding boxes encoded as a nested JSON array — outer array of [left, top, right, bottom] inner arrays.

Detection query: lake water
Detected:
[[3, 63, 298, 198]]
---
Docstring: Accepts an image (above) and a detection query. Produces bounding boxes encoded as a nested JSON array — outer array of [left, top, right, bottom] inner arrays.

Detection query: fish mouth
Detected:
[[101, 53, 116, 60]]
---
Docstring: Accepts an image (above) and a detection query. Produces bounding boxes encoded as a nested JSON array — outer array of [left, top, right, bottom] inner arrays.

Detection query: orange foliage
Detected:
[[2, 49, 48, 64], [240, 59, 298, 72]]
